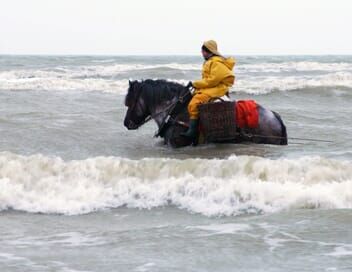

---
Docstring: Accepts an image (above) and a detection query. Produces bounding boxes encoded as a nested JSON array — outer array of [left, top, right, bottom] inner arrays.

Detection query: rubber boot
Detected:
[[181, 119, 198, 138]]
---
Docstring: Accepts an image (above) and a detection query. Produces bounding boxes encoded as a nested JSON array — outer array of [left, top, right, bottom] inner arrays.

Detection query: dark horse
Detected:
[[124, 79, 287, 148]]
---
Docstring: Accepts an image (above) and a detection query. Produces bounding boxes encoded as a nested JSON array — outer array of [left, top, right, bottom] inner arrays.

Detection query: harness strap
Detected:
[[154, 89, 192, 137], [132, 87, 192, 136]]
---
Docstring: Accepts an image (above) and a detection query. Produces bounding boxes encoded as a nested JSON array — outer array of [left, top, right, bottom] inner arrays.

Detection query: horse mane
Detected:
[[125, 79, 187, 107]]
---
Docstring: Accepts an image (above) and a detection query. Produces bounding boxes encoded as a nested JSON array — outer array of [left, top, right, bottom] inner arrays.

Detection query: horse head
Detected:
[[124, 80, 151, 130]]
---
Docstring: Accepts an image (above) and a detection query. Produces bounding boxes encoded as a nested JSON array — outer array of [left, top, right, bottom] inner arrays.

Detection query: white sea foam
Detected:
[[238, 61, 352, 73], [0, 75, 128, 93], [0, 67, 190, 93], [235, 72, 352, 94], [135, 262, 156, 272], [0, 152, 351, 216], [186, 223, 251, 235], [1, 71, 352, 95], [6, 232, 106, 248], [0, 63, 199, 81], [325, 246, 352, 257], [1, 61, 352, 94]]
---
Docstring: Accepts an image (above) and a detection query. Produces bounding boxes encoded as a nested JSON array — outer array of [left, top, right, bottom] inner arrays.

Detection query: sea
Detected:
[[0, 55, 351, 272]]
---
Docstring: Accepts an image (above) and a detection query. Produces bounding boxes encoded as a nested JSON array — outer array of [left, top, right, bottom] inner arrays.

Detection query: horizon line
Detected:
[[1, 53, 352, 57]]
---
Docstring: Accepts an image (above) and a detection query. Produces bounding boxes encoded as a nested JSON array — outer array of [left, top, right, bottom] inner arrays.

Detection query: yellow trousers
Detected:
[[188, 93, 212, 120]]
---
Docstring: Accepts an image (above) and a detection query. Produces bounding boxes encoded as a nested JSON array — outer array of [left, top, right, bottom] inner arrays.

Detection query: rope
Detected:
[[242, 133, 333, 143]]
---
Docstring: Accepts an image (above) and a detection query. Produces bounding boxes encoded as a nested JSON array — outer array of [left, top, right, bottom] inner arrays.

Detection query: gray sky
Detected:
[[1, 0, 351, 55]]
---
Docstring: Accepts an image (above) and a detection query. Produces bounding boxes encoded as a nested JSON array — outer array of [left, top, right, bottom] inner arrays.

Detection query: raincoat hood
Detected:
[[211, 56, 236, 70]]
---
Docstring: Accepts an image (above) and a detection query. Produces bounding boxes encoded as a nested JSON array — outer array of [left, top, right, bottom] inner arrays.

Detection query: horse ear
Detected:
[[129, 80, 132, 86]]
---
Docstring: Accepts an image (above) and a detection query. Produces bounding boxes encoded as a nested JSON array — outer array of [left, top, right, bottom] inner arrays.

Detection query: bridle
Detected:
[[126, 84, 151, 127], [126, 85, 192, 136]]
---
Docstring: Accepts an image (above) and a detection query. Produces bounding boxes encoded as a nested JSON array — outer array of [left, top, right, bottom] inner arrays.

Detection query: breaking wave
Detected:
[[1, 61, 352, 94], [235, 72, 352, 94], [239, 61, 352, 73], [0, 65, 189, 93], [0, 152, 351, 216]]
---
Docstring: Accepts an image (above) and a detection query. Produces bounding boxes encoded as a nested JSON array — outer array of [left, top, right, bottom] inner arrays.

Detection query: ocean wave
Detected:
[[0, 63, 199, 79], [0, 68, 188, 93], [1, 61, 352, 94], [235, 72, 352, 94], [1, 72, 352, 95], [238, 61, 352, 73], [0, 75, 129, 93], [0, 65, 193, 93], [0, 152, 351, 216]]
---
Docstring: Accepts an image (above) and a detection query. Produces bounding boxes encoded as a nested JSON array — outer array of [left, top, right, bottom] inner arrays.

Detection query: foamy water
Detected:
[[1, 55, 352, 272], [1, 56, 352, 94], [1, 152, 351, 215]]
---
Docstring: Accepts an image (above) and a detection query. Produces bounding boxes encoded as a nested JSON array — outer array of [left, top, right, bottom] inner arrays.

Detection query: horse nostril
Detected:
[[125, 120, 138, 130], [124, 118, 133, 129]]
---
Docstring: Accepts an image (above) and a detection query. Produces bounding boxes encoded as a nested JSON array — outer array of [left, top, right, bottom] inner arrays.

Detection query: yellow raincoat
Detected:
[[188, 56, 236, 119]]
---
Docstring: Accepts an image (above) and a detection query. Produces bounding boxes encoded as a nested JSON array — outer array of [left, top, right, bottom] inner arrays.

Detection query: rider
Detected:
[[181, 40, 236, 138]]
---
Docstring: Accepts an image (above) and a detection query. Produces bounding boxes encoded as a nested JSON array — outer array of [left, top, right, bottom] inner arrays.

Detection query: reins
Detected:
[[131, 86, 191, 133]]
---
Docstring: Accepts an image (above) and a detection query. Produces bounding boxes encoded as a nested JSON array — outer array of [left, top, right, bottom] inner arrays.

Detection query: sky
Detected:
[[1, 0, 352, 55]]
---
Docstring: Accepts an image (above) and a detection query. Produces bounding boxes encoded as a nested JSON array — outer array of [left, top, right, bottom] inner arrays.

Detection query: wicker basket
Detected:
[[199, 101, 237, 142]]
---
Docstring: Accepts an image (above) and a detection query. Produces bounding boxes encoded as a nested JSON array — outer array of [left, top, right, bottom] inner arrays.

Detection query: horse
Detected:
[[124, 79, 287, 148]]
